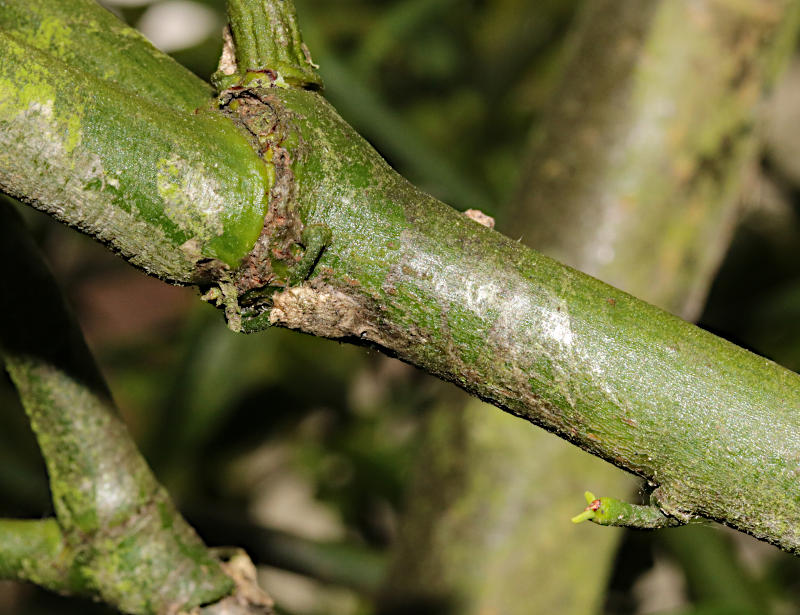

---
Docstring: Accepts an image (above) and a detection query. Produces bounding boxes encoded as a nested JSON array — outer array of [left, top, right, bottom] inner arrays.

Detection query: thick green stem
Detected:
[[0, 30, 271, 283], [0, 0, 212, 112], [3, 1, 800, 557], [216, 0, 322, 89], [381, 0, 799, 611], [244, 85, 800, 554]]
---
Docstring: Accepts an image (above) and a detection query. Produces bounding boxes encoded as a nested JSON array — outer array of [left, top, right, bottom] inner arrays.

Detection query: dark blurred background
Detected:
[[3, 1, 800, 613]]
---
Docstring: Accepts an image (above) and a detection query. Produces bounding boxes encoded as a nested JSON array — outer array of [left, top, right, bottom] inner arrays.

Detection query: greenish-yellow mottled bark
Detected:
[[0, 10, 272, 283], [215, 82, 800, 555], [379, 1, 797, 612], [2, 0, 800, 562], [0, 0, 212, 112]]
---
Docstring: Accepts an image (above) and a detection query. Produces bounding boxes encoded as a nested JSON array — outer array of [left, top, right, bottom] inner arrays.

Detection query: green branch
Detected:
[[0, 202, 272, 614], [214, 0, 322, 90], [379, 0, 783, 609], [232, 84, 800, 554], [0, 519, 73, 593], [0, 29, 271, 283], [0, 0, 212, 112], [2, 0, 800, 557]]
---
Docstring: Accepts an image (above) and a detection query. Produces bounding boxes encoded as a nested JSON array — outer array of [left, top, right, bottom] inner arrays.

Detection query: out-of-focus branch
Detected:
[[0, 201, 272, 614], [0, 519, 72, 594], [515, 0, 800, 321]]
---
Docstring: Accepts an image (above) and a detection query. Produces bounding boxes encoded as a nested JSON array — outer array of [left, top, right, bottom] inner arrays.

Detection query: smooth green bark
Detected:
[[248, 83, 800, 551], [2, 0, 800, 559]]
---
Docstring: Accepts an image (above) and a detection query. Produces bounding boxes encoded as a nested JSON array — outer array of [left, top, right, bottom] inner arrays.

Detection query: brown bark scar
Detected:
[[269, 281, 385, 343]]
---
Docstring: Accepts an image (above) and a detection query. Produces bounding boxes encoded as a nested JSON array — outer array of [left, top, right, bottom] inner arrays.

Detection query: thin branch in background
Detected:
[[0, 200, 271, 614]]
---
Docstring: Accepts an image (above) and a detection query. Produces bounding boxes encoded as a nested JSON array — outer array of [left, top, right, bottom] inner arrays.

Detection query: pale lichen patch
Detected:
[[540, 300, 575, 348], [157, 154, 226, 243], [5, 101, 106, 201]]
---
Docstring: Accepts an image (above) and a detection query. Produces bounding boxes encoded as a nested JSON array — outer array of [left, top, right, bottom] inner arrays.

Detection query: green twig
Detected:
[[214, 0, 322, 89], [0, 519, 73, 593], [572, 491, 683, 529]]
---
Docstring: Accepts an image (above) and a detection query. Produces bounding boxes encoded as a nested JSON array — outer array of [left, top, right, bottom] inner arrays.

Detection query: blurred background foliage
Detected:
[[2, 0, 800, 613]]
